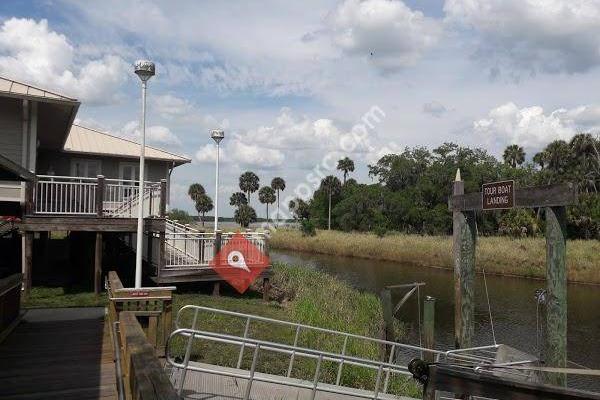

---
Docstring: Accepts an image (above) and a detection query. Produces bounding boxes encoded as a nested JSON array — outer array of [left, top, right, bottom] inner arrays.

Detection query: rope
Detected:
[[475, 219, 497, 345], [481, 267, 496, 345]]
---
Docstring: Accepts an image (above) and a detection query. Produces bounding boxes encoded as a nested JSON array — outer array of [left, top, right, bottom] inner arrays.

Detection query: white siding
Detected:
[[0, 98, 23, 166]]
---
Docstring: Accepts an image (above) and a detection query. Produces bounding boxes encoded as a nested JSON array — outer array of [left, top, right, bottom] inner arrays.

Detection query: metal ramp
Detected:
[[164, 306, 535, 400]]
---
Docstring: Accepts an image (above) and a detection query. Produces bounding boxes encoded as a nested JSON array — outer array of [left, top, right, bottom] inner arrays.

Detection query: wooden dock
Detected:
[[0, 307, 117, 400]]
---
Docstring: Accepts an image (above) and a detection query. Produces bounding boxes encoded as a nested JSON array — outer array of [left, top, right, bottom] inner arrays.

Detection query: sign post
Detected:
[[449, 177, 577, 386]]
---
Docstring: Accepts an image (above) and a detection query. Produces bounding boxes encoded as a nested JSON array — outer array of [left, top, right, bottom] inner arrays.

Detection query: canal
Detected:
[[271, 249, 600, 390]]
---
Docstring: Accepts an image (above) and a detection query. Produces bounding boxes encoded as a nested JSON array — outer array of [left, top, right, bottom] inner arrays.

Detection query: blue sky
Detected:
[[1, 0, 600, 217]]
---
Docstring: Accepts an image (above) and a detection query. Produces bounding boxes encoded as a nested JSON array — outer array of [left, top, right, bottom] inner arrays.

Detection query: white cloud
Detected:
[[329, 0, 442, 72], [0, 18, 129, 104], [228, 141, 285, 169], [473, 102, 600, 151], [119, 121, 181, 145], [422, 101, 449, 117], [195, 144, 231, 164], [240, 107, 371, 153], [152, 94, 193, 118], [444, 0, 600, 74]]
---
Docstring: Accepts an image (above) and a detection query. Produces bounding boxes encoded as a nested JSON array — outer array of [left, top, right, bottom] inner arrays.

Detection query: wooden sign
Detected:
[[482, 180, 514, 210]]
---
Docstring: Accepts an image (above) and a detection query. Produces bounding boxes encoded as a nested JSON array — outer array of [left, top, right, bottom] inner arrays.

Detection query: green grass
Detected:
[[171, 262, 420, 398], [270, 229, 600, 284], [23, 286, 107, 308]]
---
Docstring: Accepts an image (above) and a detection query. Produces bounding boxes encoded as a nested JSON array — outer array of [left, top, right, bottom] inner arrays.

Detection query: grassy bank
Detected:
[[172, 262, 419, 397], [270, 229, 600, 284]]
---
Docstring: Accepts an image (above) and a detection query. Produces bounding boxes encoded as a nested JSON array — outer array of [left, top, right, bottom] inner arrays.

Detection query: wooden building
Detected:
[[0, 76, 270, 294]]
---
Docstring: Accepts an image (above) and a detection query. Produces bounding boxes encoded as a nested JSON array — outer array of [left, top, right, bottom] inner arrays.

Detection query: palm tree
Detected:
[[270, 177, 286, 225], [337, 157, 355, 184], [320, 175, 341, 230], [545, 140, 570, 176], [188, 183, 205, 203], [234, 204, 257, 228], [239, 171, 259, 202], [195, 194, 213, 226], [229, 192, 248, 207], [258, 186, 276, 222], [502, 145, 525, 168], [570, 133, 598, 192], [533, 151, 547, 170]]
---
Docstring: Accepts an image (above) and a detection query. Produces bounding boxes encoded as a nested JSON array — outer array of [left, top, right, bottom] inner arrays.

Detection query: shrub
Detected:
[[300, 219, 316, 237]]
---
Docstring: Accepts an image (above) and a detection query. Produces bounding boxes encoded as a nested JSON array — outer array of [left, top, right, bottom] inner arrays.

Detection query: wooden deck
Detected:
[[0, 307, 117, 400]]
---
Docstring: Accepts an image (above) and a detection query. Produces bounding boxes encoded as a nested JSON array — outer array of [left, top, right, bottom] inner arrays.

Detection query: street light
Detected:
[[133, 60, 155, 288], [211, 129, 224, 231]]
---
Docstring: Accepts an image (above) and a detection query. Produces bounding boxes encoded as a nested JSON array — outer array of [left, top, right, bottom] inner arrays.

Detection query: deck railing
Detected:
[[106, 271, 178, 400], [33, 175, 165, 218], [162, 220, 269, 271]]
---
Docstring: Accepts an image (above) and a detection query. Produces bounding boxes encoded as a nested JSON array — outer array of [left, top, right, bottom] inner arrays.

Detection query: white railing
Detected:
[[162, 220, 269, 270], [165, 220, 214, 270], [34, 175, 162, 218], [104, 179, 161, 218], [35, 175, 97, 215]]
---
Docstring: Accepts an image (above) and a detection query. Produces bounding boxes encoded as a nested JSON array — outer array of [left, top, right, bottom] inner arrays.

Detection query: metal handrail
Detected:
[[166, 328, 410, 400], [176, 305, 445, 356]]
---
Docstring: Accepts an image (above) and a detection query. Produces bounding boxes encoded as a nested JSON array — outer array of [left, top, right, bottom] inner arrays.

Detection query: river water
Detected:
[[271, 249, 600, 390]]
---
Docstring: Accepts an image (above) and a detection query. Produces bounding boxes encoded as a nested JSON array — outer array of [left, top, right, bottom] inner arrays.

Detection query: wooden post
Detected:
[[452, 170, 476, 349], [423, 296, 436, 363], [158, 232, 166, 279], [96, 175, 105, 217], [380, 288, 394, 342], [24, 178, 36, 215], [262, 277, 271, 302], [159, 179, 167, 217], [94, 232, 102, 295], [544, 206, 567, 386], [23, 232, 33, 299]]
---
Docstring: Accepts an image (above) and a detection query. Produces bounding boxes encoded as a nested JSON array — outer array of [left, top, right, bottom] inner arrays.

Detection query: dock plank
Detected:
[[0, 307, 117, 400]]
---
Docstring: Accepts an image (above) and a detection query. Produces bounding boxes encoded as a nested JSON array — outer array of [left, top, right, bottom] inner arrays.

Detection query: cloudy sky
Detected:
[[1, 0, 600, 217]]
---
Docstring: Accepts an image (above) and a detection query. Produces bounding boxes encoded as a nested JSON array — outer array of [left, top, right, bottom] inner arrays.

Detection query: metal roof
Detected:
[[64, 124, 191, 165], [0, 76, 79, 104]]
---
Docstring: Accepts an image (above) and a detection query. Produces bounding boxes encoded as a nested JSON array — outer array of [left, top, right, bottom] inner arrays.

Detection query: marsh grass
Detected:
[[271, 229, 600, 284], [171, 262, 421, 397]]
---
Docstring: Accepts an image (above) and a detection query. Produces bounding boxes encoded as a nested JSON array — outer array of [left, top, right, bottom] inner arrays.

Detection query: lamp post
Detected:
[[133, 60, 155, 288], [211, 129, 224, 231]]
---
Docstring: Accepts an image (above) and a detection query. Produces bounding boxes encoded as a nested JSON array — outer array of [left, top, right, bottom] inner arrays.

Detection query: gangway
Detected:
[[165, 306, 536, 400]]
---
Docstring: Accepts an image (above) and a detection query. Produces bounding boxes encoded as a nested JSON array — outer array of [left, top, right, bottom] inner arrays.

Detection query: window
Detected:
[[119, 162, 147, 184], [70, 159, 101, 178]]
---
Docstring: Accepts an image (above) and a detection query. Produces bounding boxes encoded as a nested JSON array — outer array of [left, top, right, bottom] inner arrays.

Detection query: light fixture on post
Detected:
[[133, 59, 155, 289], [211, 129, 224, 231]]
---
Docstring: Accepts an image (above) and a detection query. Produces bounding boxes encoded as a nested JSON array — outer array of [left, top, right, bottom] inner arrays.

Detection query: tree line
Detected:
[[169, 173, 287, 228], [289, 134, 600, 239]]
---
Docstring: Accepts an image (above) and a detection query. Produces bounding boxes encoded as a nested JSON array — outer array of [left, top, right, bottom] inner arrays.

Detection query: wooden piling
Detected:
[[423, 296, 436, 363], [544, 206, 567, 386], [380, 288, 394, 342], [452, 173, 476, 349], [22, 232, 33, 299], [94, 232, 103, 295], [262, 277, 271, 302]]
